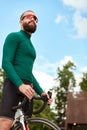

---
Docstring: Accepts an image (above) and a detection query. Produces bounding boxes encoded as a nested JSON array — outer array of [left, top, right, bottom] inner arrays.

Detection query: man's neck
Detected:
[[21, 28, 32, 35]]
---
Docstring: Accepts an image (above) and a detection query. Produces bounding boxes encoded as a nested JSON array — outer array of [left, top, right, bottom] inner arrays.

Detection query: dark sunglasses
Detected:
[[22, 14, 38, 23]]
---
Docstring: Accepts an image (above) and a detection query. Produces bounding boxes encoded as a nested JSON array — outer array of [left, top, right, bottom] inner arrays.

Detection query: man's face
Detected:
[[21, 12, 38, 33]]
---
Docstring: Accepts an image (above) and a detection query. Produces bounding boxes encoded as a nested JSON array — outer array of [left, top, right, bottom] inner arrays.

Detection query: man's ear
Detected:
[[19, 20, 23, 25]]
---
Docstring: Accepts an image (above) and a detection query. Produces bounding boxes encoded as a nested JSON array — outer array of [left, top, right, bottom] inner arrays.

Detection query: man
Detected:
[[0, 10, 52, 130]]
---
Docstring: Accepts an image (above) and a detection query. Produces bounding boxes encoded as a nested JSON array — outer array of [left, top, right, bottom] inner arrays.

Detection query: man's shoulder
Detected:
[[7, 31, 21, 36], [6, 31, 22, 40]]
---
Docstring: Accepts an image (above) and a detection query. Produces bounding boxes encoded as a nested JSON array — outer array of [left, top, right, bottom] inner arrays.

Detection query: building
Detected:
[[65, 91, 87, 130]]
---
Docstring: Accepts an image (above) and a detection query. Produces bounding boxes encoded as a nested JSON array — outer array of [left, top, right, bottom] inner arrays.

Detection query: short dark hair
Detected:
[[20, 10, 34, 21]]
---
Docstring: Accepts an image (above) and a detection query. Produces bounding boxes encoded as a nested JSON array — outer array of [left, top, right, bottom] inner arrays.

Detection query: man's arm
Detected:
[[2, 33, 23, 87]]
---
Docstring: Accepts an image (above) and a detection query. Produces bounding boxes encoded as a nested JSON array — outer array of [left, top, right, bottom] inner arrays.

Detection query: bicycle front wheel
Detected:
[[28, 117, 60, 130], [10, 122, 23, 130]]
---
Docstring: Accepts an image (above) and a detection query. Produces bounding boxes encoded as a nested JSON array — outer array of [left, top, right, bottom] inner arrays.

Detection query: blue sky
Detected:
[[0, 0, 87, 91]]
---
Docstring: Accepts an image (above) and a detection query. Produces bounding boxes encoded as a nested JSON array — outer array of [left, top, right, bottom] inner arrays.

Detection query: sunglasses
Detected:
[[22, 14, 38, 23]]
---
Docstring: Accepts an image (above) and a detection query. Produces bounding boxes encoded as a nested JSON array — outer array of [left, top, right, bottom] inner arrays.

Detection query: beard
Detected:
[[23, 21, 37, 33]]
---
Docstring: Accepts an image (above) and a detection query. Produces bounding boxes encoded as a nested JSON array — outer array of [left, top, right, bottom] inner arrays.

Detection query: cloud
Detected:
[[80, 66, 87, 73], [34, 55, 87, 93], [59, 56, 74, 65], [58, 56, 76, 70], [62, 0, 87, 12], [61, 0, 87, 38], [54, 14, 67, 24], [33, 56, 59, 91], [33, 55, 83, 93], [73, 11, 87, 38], [33, 71, 55, 92], [0, 54, 2, 67], [33, 56, 75, 91], [34, 55, 76, 77], [34, 56, 58, 76]]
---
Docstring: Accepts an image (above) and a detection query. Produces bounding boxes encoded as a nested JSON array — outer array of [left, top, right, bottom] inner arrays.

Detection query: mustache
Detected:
[[28, 20, 35, 24]]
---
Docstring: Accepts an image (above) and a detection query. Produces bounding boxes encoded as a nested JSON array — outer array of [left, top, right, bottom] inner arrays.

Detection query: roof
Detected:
[[66, 91, 87, 124]]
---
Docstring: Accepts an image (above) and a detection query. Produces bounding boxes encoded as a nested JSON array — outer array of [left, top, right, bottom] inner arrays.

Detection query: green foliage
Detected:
[[0, 68, 5, 90], [79, 73, 87, 91], [0, 68, 5, 101], [57, 61, 76, 89], [29, 122, 53, 130], [53, 61, 76, 126]]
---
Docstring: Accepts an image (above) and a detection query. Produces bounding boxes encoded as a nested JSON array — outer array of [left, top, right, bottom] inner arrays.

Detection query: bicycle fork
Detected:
[[25, 125, 29, 130]]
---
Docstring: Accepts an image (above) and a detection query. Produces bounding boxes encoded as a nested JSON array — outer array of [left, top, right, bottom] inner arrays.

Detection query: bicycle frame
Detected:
[[11, 91, 54, 130], [12, 102, 29, 130]]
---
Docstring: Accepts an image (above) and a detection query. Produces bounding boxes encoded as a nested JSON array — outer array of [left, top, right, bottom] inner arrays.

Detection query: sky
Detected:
[[0, 0, 87, 92]]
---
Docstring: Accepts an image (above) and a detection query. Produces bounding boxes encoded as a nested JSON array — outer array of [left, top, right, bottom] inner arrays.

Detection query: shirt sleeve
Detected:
[[2, 33, 23, 87], [32, 74, 44, 95]]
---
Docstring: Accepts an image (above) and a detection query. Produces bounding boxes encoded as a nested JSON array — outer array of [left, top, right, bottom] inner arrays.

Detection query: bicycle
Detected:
[[10, 91, 60, 130]]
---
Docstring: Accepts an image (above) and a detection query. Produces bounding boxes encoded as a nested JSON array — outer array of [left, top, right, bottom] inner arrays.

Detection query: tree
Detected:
[[79, 72, 87, 91], [0, 68, 5, 101], [0, 68, 5, 90], [53, 61, 76, 126]]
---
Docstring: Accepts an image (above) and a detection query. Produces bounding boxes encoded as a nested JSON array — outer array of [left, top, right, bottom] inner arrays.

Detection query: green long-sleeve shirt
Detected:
[[2, 30, 44, 95]]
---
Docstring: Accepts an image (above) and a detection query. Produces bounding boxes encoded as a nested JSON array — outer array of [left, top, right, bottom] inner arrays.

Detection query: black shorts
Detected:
[[0, 78, 32, 120]]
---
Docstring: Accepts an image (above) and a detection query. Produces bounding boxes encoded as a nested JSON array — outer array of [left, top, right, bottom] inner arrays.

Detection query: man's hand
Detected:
[[41, 92, 53, 105], [19, 84, 34, 99]]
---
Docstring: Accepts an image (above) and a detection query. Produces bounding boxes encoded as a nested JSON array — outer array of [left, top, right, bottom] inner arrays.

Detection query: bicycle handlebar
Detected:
[[12, 91, 52, 115]]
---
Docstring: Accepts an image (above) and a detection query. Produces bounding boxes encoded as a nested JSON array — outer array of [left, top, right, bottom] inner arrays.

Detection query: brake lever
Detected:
[[48, 91, 52, 98]]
